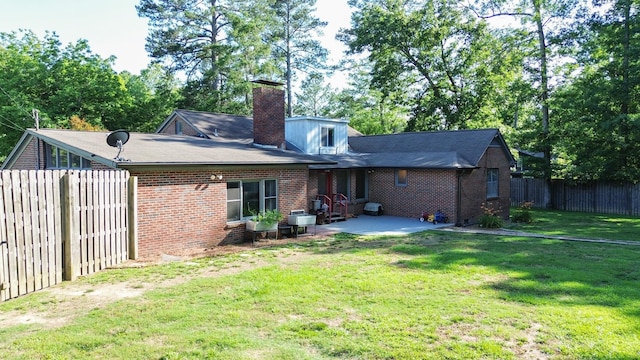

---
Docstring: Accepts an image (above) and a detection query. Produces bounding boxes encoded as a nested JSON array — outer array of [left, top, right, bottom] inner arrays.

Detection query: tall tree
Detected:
[[327, 63, 408, 134], [137, 0, 274, 113], [341, 0, 519, 131], [0, 31, 132, 159], [293, 72, 333, 116], [473, 0, 581, 205], [551, 0, 640, 182], [0, 30, 173, 161], [267, 0, 328, 117], [47, 39, 128, 129], [119, 64, 182, 132]]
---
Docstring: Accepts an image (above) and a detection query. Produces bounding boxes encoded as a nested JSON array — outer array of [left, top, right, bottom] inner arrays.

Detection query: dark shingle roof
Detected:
[[166, 110, 254, 143], [9, 129, 334, 169], [162, 109, 364, 143], [313, 129, 514, 169]]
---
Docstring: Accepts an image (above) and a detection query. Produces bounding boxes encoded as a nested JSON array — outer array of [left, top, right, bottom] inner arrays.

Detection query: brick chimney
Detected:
[[252, 80, 285, 148]]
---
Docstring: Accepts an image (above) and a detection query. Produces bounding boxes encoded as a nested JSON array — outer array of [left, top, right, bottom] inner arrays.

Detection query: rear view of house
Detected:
[[3, 81, 514, 258]]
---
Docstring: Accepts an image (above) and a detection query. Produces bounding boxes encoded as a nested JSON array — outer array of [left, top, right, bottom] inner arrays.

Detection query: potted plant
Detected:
[[246, 209, 283, 232]]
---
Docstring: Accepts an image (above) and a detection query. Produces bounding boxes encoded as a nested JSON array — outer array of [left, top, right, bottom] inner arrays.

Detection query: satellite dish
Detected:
[[106, 129, 130, 147], [106, 130, 130, 161]]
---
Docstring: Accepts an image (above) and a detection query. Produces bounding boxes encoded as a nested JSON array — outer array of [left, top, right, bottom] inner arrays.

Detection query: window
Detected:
[[226, 179, 278, 222], [395, 169, 408, 187], [335, 170, 349, 197], [175, 121, 182, 134], [317, 172, 328, 195], [487, 168, 499, 198], [355, 170, 367, 200], [46, 144, 91, 169], [321, 127, 335, 147]]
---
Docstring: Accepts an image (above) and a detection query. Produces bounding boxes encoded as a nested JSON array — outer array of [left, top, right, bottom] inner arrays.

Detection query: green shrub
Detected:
[[479, 202, 504, 228], [249, 208, 283, 226], [479, 214, 504, 228], [511, 201, 534, 223], [511, 210, 533, 223]]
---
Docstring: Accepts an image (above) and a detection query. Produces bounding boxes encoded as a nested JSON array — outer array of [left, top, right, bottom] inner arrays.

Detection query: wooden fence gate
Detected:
[[0, 170, 138, 302]]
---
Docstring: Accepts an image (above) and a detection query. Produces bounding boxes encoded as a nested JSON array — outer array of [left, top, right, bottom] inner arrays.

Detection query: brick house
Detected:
[[321, 130, 515, 226], [2, 83, 514, 257], [161, 89, 515, 226], [2, 85, 335, 258]]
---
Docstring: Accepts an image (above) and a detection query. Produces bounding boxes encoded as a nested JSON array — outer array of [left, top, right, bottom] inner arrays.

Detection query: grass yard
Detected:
[[0, 211, 639, 359], [506, 208, 640, 242]]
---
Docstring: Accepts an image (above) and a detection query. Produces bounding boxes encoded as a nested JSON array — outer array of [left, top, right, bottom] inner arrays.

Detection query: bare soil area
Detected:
[[0, 239, 313, 330]]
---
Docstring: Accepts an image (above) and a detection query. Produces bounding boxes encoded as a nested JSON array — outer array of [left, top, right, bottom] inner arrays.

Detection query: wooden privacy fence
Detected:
[[0, 170, 138, 302], [511, 177, 640, 216]]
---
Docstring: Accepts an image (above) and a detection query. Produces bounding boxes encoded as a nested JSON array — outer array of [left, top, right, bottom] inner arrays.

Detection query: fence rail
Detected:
[[511, 178, 640, 216], [0, 170, 136, 302]]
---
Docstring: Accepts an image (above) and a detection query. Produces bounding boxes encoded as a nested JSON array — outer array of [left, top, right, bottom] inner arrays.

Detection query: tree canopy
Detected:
[[0, 30, 178, 161], [2, 0, 640, 183]]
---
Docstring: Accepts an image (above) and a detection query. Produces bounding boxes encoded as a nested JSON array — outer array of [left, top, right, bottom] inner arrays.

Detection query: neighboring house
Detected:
[[2, 83, 515, 258], [512, 148, 546, 178]]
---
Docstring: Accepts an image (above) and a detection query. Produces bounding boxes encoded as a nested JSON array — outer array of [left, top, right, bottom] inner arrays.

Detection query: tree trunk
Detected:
[[285, 0, 293, 117], [622, 0, 631, 115], [534, 0, 552, 208]]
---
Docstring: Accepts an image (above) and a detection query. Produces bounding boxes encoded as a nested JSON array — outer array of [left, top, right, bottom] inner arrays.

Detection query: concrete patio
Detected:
[[311, 214, 451, 236]]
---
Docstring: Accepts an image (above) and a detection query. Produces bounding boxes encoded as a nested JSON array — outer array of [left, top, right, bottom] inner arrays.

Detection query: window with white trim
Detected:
[[395, 169, 408, 187], [487, 168, 499, 198], [226, 179, 278, 222], [321, 127, 335, 147]]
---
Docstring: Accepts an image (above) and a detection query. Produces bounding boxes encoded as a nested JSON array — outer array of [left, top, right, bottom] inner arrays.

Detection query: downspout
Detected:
[[456, 170, 463, 226]]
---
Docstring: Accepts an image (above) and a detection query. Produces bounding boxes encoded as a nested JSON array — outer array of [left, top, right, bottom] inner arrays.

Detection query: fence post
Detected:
[[128, 176, 138, 260], [62, 173, 80, 281]]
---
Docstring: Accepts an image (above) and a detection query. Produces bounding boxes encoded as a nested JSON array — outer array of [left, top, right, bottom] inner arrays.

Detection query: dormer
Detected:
[[285, 116, 350, 155]]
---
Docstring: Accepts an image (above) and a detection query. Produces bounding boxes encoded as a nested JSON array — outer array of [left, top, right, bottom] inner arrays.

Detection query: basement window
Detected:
[[226, 179, 278, 222]]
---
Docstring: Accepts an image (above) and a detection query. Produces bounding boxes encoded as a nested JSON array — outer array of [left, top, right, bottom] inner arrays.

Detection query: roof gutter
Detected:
[[116, 163, 319, 172]]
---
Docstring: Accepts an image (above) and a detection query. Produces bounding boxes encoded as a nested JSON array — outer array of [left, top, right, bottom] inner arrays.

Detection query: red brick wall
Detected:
[[368, 169, 457, 220], [252, 86, 285, 147], [9, 137, 45, 170], [130, 167, 308, 258], [90, 162, 113, 170], [352, 148, 511, 225], [459, 147, 512, 223]]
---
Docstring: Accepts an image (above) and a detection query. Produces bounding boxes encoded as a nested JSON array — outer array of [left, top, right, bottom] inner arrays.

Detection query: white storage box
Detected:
[[363, 202, 384, 216]]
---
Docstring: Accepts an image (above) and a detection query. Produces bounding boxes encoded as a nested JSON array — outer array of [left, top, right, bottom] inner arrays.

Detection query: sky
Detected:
[[0, 0, 352, 77]]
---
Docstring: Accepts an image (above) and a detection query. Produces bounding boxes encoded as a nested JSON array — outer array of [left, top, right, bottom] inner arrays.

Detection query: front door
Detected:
[[318, 171, 332, 197]]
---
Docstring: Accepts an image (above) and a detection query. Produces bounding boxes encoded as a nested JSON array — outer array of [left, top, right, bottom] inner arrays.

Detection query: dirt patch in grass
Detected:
[[0, 247, 314, 330]]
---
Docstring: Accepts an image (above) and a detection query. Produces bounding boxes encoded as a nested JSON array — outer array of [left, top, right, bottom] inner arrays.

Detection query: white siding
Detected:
[[286, 116, 350, 154]]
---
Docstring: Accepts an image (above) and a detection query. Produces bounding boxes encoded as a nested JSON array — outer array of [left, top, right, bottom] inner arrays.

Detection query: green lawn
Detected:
[[505, 208, 640, 241], [1, 211, 639, 359]]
